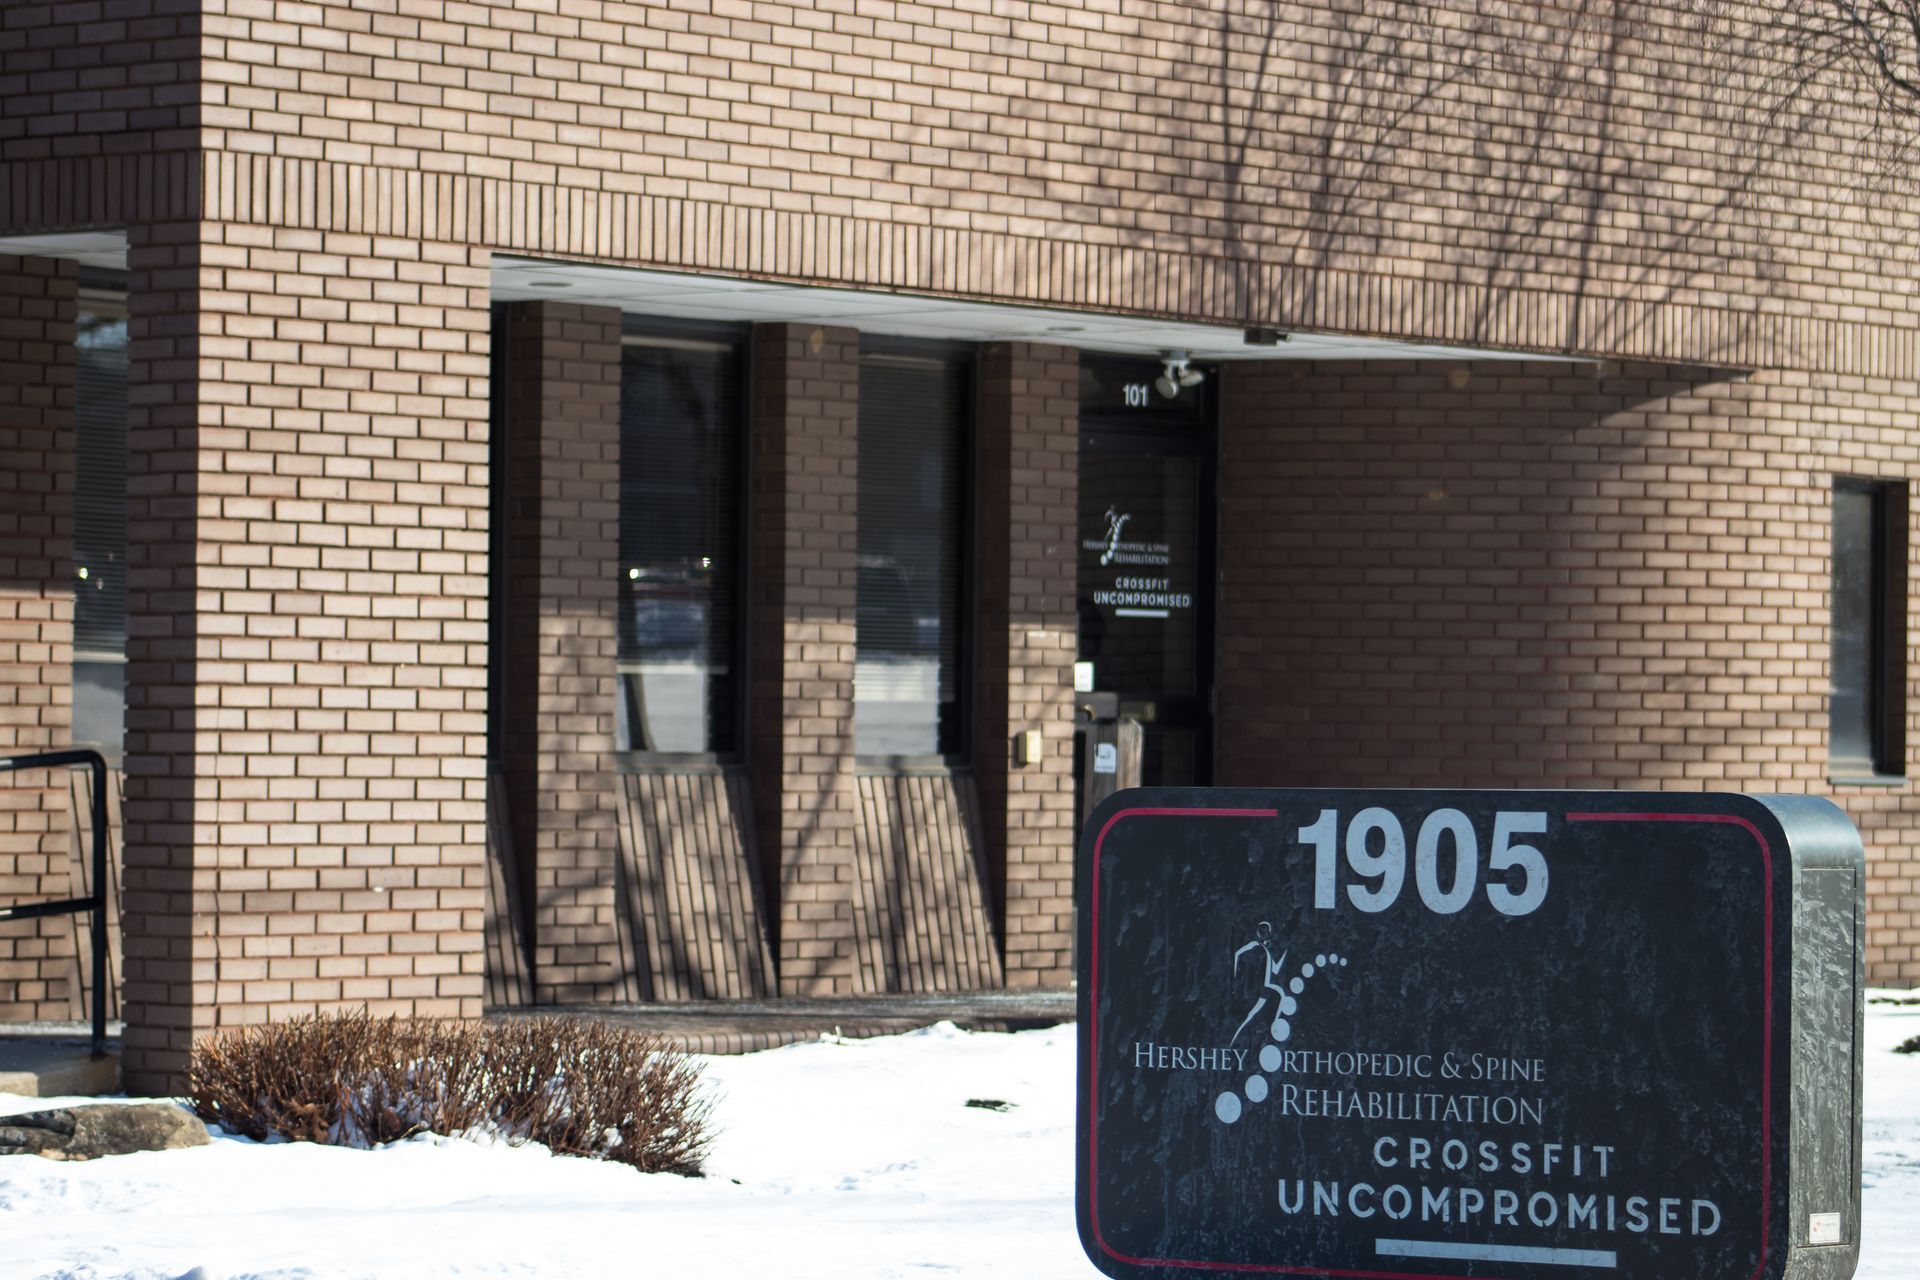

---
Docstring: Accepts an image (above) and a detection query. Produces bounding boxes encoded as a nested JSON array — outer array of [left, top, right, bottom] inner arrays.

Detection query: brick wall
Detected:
[[0, 255, 76, 1019], [975, 343, 1079, 987], [0, 1, 201, 229], [6, 0, 1878, 377], [119, 223, 491, 1091], [749, 324, 861, 996], [1217, 359, 1920, 984], [118, 221, 205, 1085], [497, 300, 625, 1004], [7, 0, 1920, 1025]]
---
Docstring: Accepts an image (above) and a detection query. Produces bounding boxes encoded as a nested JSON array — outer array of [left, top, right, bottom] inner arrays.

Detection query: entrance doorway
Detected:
[[1075, 355, 1216, 787]]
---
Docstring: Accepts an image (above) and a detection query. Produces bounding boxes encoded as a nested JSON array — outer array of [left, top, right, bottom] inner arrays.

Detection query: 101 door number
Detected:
[[1297, 808, 1549, 917]]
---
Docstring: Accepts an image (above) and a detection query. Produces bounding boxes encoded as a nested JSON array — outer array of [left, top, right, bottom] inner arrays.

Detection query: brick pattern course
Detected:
[[0, 1, 202, 229], [749, 324, 862, 996], [9, 0, 1920, 1032], [498, 300, 625, 1004], [1217, 359, 1920, 985], [14, 4, 1918, 375], [975, 343, 1080, 988], [117, 220, 207, 1088], [118, 224, 491, 1092], [0, 255, 77, 1020]]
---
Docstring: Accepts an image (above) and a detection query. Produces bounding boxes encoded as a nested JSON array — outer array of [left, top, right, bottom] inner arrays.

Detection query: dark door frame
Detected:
[[1076, 356, 1219, 787]]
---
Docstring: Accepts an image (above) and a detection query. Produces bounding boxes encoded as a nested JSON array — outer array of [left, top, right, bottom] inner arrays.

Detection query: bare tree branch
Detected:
[[1687, 0, 1920, 190]]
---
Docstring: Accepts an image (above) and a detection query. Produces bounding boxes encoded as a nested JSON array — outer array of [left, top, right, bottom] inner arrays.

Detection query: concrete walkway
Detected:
[[0, 1024, 122, 1097], [0, 993, 1079, 1093], [493, 990, 1078, 1054]]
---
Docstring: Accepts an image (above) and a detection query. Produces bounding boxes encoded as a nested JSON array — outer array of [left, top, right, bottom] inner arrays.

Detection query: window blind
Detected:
[[855, 351, 968, 757], [73, 297, 127, 659]]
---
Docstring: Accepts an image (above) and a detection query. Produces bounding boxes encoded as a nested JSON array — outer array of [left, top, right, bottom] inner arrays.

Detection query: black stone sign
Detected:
[[1075, 789, 1864, 1280]]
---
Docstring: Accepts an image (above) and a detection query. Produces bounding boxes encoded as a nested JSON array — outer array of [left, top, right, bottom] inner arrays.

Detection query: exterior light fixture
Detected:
[[1243, 326, 1290, 346], [1155, 351, 1205, 399]]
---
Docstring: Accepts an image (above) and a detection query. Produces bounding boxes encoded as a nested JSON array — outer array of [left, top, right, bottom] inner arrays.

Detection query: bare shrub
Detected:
[[187, 1011, 712, 1174]]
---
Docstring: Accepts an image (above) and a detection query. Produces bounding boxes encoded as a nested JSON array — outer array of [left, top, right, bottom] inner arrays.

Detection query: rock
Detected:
[[0, 1103, 210, 1160]]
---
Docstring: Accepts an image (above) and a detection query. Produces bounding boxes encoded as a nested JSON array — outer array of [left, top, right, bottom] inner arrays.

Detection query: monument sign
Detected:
[[1075, 788, 1863, 1280]]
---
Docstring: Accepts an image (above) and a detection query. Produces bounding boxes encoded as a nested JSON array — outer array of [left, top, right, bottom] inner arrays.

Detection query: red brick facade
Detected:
[[0, 255, 77, 1019], [2, 2, 1919, 1083], [116, 224, 491, 1089], [1217, 360, 1920, 981], [497, 301, 625, 1004], [975, 343, 1081, 988], [748, 324, 863, 996]]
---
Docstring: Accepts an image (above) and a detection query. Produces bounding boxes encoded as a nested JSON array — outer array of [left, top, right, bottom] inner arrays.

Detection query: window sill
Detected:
[[611, 752, 742, 775], [1827, 773, 1909, 788], [855, 755, 971, 777]]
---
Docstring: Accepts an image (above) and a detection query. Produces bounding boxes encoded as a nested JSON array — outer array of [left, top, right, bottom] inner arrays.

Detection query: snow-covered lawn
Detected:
[[1862, 991, 1920, 1280], [3, 996, 1916, 1280]]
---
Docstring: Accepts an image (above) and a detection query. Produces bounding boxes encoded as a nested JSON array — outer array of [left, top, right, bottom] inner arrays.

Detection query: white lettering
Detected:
[[1305, 809, 1551, 915]]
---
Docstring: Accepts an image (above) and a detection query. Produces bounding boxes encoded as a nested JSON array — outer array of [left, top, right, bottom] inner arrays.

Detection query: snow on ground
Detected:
[[1, 999, 1916, 1280], [3, 1021, 1088, 1280], [1862, 990, 1920, 1280]]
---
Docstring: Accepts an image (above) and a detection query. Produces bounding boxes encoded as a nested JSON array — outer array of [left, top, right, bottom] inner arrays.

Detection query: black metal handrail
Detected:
[[0, 748, 110, 1058]]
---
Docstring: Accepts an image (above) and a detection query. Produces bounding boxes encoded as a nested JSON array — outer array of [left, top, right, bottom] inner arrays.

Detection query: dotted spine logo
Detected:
[[1216, 924, 1349, 1125], [1099, 508, 1130, 565]]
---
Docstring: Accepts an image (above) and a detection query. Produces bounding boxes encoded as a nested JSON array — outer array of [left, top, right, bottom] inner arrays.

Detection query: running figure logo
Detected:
[[1216, 923, 1350, 1126], [1229, 922, 1293, 1045]]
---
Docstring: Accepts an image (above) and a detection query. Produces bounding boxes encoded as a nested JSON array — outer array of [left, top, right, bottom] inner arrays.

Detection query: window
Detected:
[[855, 346, 969, 758], [72, 278, 128, 760], [1830, 478, 1907, 780], [617, 326, 746, 755]]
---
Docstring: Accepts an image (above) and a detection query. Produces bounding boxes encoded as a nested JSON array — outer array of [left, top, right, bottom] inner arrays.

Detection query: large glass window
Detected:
[[1831, 477, 1907, 779], [855, 347, 969, 758], [72, 279, 128, 759], [617, 327, 745, 755]]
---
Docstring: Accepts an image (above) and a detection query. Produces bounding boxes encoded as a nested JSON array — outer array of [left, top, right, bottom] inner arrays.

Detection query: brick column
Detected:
[[749, 324, 861, 996], [497, 302, 625, 1003], [975, 344, 1080, 988], [0, 255, 77, 1020], [119, 224, 491, 1091]]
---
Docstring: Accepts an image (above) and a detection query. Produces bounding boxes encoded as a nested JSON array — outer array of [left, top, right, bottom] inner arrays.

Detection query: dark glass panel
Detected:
[[618, 337, 743, 754], [1829, 485, 1874, 771], [73, 302, 127, 658], [856, 353, 967, 757], [1078, 354, 1210, 430], [1077, 451, 1203, 700], [72, 293, 128, 758]]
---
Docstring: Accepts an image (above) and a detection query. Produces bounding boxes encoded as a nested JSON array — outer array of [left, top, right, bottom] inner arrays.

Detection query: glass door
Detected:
[[1076, 356, 1216, 786]]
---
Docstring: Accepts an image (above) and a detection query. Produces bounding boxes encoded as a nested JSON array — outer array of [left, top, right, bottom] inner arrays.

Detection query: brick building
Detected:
[[2, 1, 1918, 1091]]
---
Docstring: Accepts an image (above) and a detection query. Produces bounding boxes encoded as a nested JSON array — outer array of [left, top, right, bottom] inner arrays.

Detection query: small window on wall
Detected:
[[1830, 478, 1907, 780], [855, 346, 969, 758], [73, 278, 129, 760], [617, 326, 746, 755]]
